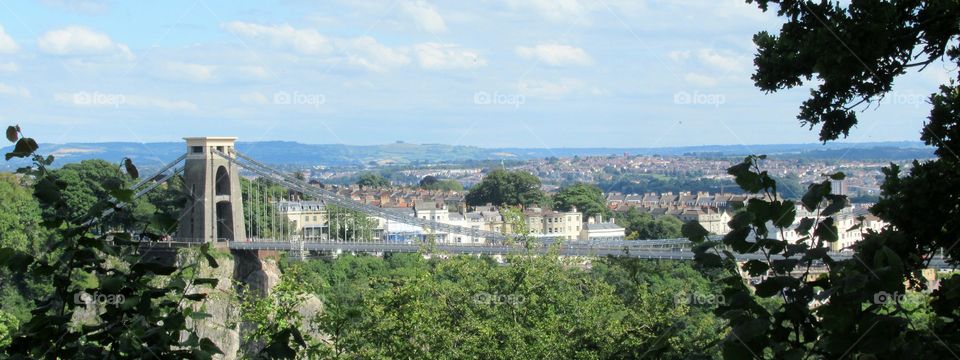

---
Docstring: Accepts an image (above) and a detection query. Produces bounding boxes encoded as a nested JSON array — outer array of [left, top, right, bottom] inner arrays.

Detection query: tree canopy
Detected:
[[419, 175, 464, 192], [356, 172, 390, 188], [616, 207, 683, 240], [465, 169, 546, 207], [553, 183, 610, 221], [681, 1, 960, 358]]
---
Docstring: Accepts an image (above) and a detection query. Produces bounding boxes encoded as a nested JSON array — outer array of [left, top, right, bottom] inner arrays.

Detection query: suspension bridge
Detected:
[[124, 137, 953, 269]]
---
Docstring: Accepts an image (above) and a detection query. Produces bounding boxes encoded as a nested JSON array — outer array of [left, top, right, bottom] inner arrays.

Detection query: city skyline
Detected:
[[0, 0, 952, 147]]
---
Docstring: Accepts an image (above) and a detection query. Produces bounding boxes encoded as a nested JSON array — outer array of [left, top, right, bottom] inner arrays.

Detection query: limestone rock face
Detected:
[[178, 248, 297, 359], [179, 248, 241, 360], [232, 250, 281, 296]]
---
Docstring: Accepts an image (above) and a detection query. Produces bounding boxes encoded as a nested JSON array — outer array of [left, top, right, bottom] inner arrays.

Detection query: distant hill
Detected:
[[1, 140, 934, 171]]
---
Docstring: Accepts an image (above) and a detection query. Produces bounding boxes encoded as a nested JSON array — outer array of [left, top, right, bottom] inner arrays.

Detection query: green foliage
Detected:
[[0, 310, 17, 348], [1, 125, 223, 358], [465, 169, 547, 207], [685, 155, 956, 358], [327, 204, 378, 241], [616, 207, 683, 240], [722, 1, 960, 357], [599, 174, 740, 196], [553, 182, 610, 220], [292, 253, 724, 359], [747, 0, 959, 142], [238, 268, 311, 358], [356, 172, 389, 188], [240, 177, 297, 239], [418, 175, 463, 191]]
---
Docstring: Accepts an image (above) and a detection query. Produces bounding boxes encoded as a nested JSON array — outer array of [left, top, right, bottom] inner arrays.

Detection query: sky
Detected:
[[0, 0, 953, 148]]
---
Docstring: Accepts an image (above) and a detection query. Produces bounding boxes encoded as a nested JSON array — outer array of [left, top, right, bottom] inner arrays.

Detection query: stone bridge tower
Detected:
[[177, 137, 246, 243]]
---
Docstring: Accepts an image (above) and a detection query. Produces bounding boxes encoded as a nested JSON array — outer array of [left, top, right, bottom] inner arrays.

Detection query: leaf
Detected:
[[801, 181, 831, 212], [733, 318, 769, 341], [771, 200, 796, 228], [123, 157, 139, 179], [821, 194, 847, 217], [742, 260, 770, 276], [199, 338, 223, 355], [755, 276, 795, 298], [194, 278, 219, 287], [682, 221, 710, 242], [796, 217, 815, 236], [695, 252, 724, 267], [110, 188, 135, 203], [5, 125, 18, 142], [184, 293, 207, 301], [829, 172, 846, 180], [200, 243, 219, 268], [4, 137, 38, 160], [814, 218, 839, 242]]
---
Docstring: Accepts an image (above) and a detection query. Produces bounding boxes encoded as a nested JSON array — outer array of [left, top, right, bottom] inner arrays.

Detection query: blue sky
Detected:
[[0, 0, 952, 148]]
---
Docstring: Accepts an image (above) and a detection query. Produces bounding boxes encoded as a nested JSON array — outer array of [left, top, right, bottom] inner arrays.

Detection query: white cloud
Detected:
[[0, 62, 18, 73], [684, 73, 719, 87], [336, 36, 410, 72], [401, 1, 447, 32], [518, 78, 584, 99], [414, 42, 485, 70], [696, 48, 747, 74], [0, 25, 18, 53], [157, 62, 217, 82], [0, 83, 30, 98], [234, 65, 270, 80], [667, 50, 690, 62], [224, 22, 408, 72], [223, 22, 331, 55], [239, 91, 270, 105], [124, 95, 198, 111], [515, 44, 592, 66], [37, 26, 132, 59], [504, 0, 592, 24]]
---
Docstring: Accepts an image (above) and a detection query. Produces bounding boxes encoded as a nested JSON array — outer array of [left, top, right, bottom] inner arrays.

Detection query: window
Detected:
[[191, 146, 203, 153]]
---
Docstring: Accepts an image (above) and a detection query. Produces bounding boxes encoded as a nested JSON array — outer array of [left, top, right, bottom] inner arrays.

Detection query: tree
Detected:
[[465, 169, 546, 207], [1, 125, 224, 358], [356, 172, 389, 188], [0, 174, 51, 322], [419, 176, 463, 192], [418, 175, 438, 188], [553, 183, 611, 221], [683, 1, 960, 356], [616, 207, 683, 240]]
